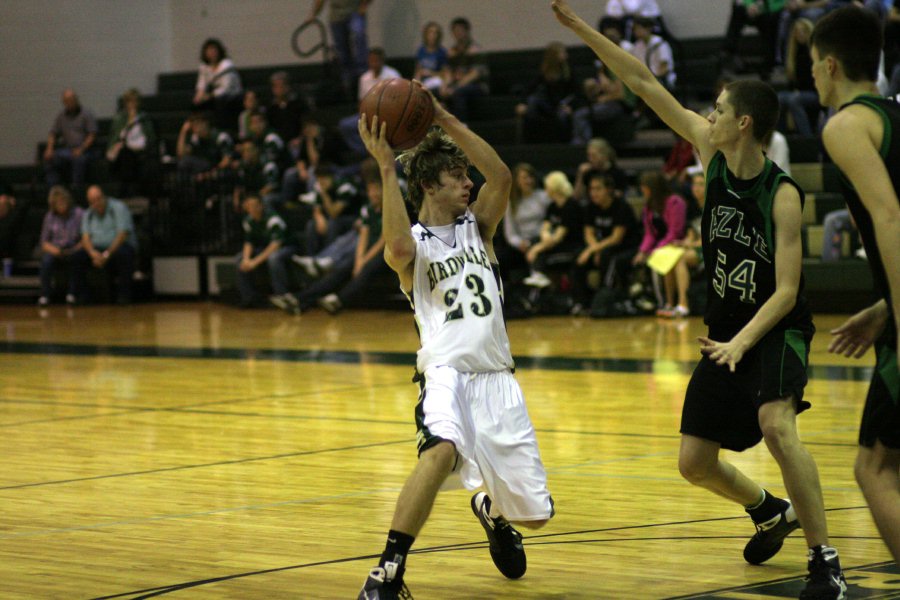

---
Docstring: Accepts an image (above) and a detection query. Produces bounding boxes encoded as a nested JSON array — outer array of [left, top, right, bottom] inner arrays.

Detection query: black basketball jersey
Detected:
[[836, 95, 900, 340], [702, 152, 813, 339]]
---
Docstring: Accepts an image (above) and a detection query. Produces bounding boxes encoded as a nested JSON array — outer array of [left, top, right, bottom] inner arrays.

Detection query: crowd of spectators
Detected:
[[6, 2, 893, 313]]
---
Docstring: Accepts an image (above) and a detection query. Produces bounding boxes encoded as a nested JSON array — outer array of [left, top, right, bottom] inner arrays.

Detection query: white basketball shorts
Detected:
[[415, 365, 553, 522]]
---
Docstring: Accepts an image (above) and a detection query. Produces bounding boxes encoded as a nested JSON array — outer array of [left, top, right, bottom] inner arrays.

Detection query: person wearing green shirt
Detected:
[[235, 195, 298, 309]]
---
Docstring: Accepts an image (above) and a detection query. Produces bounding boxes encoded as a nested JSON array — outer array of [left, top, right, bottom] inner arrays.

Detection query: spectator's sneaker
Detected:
[[37, 296, 49, 307], [743, 498, 800, 565], [292, 255, 320, 278], [656, 305, 675, 317], [672, 305, 689, 318], [317, 293, 342, 314], [471, 492, 526, 579], [799, 547, 847, 600], [315, 256, 334, 274], [522, 272, 551, 288], [269, 293, 300, 315], [358, 561, 413, 600], [65, 294, 77, 306]]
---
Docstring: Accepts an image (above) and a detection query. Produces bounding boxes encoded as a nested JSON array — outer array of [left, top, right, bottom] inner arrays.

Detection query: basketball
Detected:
[[359, 78, 435, 151]]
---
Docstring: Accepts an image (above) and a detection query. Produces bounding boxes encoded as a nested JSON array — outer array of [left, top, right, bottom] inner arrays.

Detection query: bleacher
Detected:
[[0, 34, 875, 311]]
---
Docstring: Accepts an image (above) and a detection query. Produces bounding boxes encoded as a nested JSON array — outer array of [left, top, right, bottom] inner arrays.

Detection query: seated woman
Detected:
[[414, 21, 448, 92], [497, 163, 551, 279], [37, 186, 84, 306], [192, 38, 243, 131], [523, 171, 583, 290], [632, 170, 686, 308], [658, 171, 705, 318]]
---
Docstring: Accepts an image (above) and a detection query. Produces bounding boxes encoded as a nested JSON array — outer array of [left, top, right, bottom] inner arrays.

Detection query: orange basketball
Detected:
[[359, 78, 435, 151]]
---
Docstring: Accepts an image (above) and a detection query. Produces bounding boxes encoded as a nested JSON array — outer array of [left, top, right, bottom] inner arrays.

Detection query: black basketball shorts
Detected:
[[859, 339, 900, 449], [680, 328, 812, 452]]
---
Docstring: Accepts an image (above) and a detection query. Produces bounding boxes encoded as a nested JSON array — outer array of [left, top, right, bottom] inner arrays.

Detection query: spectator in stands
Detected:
[[777, 18, 821, 136], [663, 135, 700, 195], [414, 22, 448, 92], [339, 48, 402, 156], [106, 88, 159, 198], [720, 0, 785, 79], [235, 194, 298, 310], [523, 171, 583, 289], [572, 172, 641, 312], [296, 163, 361, 255], [43, 89, 98, 194], [601, 0, 668, 41], [632, 170, 686, 268], [266, 71, 311, 156], [72, 185, 138, 305], [658, 171, 706, 318], [630, 16, 676, 90], [306, 0, 371, 97], [37, 186, 84, 306], [515, 42, 577, 143], [570, 60, 637, 145], [193, 38, 243, 131], [237, 90, 260, 141], [176, 112, 234, 179], [244, 111, 289, 173], [282, 114, 348, 206], [232, 141, 282, 212], [0, 179, 22, 263], [499, 163, 552, 276], [281, 177, 386, 315], [573, 137, 628, 202], [821, 208, 856, 262], [439, 17, 489, 123]]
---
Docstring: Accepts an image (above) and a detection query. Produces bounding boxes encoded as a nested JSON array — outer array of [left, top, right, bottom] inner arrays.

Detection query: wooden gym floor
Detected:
[[0, 302, 897, 599]]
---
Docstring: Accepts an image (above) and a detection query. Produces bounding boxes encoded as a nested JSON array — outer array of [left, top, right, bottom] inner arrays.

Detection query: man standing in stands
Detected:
[[814, 6, 900, 566], [43, 89, 98, 195], [306, 0, 371, 97]]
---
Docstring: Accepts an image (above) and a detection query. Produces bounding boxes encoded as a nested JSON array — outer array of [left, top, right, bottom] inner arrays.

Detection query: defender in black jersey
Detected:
[[813, 6, 900, 566], [554, 2, 846, 596]]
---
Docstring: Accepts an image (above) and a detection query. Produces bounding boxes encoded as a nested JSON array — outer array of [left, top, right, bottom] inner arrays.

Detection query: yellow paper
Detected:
[[647, 245, 686, 275]]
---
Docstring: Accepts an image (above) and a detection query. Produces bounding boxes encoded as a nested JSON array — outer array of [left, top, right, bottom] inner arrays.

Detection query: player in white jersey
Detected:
[[355, 94, 554, 599]]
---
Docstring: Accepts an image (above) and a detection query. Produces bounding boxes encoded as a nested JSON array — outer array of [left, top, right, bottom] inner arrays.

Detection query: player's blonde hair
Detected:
[[398, 129, 470, 211]]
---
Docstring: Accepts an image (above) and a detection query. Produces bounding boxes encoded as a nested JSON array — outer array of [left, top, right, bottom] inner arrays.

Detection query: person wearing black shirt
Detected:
[[571, 172, 639, 308], [523, 170, 583, 290]]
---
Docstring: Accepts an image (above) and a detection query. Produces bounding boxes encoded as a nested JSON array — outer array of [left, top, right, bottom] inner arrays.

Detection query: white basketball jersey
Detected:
[[407, 210, 514, 373]]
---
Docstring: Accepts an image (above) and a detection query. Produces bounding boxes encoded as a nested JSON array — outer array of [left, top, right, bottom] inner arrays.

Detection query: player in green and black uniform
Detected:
[[552, 2, 846, 597], [812, 6, 900, 566]]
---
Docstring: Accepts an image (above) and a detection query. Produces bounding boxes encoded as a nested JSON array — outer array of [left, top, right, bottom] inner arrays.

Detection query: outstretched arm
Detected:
[[358, 115, 415, 292], [551, 0, 714, 165], [431, 94, 512, 246]]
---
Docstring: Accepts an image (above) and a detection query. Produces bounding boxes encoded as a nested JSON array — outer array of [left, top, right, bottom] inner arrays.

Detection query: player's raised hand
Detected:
[[357, 114, 393, 165], [828, 302, 888, 359], [551, 0, 581, 29]]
